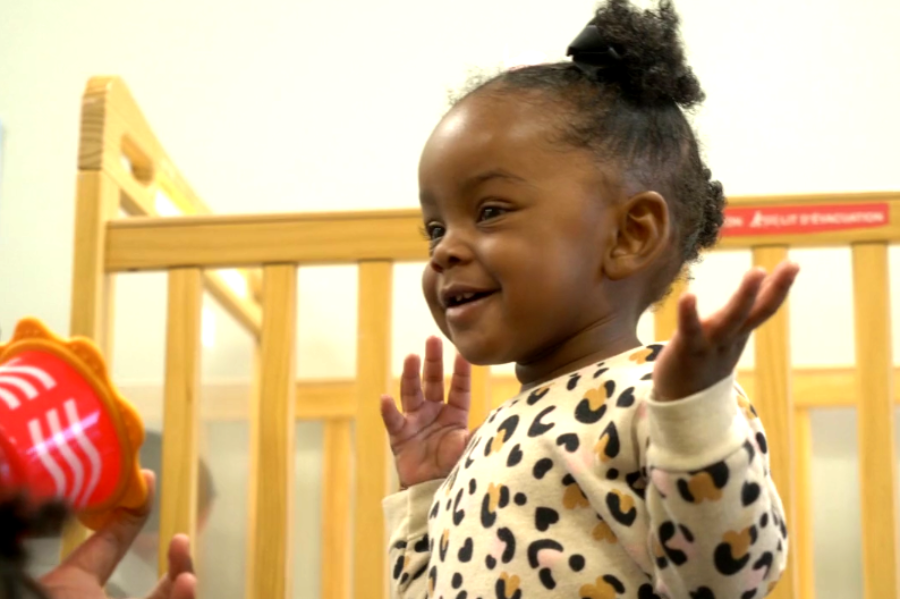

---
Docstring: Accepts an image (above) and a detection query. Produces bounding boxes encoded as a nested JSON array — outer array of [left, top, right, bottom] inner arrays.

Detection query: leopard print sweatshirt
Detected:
[[383, 344, 788, 599]]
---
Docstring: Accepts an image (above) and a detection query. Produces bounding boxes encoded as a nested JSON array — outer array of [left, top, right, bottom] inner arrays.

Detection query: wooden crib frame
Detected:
[[62, 77, 899, 599]]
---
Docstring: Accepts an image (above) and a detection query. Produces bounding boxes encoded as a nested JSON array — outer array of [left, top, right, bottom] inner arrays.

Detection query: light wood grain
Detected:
[[793, 409, 816, 599], [322, 420, 352, 599], [244, 342, 262, 599], [751, 246, 797, 599], [852, 243, 899, 599], [355, 262, 393, 599], [61, 170, 120, 558], [653, 275, 688, 341], [158, 269, 203, 573], [250, 266, 297, 599]]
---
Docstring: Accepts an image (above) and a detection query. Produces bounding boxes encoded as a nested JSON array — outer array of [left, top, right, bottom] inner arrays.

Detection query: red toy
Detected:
[[0, 318, 147, 530]]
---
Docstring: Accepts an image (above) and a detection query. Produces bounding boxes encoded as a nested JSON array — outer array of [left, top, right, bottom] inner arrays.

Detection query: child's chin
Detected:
[[452, 336, 509, 367]]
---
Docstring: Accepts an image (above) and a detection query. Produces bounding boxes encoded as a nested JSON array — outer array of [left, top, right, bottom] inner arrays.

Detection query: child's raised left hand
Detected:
[[652, 261, 800, 402]]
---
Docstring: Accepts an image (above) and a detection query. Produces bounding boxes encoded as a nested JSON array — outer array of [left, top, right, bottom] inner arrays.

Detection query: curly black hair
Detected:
[[455, 0, 725, 306], [0, 494, 66, 599]]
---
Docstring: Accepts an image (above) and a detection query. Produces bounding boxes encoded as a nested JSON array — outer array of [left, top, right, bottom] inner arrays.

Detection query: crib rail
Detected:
[[67, 77, 899, 599]]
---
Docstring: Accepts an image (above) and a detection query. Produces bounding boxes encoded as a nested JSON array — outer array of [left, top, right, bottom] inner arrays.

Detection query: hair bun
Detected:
[[568, 0, 704, 108]]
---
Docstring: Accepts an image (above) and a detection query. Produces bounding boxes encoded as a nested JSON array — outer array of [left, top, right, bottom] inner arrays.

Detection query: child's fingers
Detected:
[[741, 262, 799, 334], [707, 268, 765, 343], [676, 293, 705, 349], [447, 353, 472, 412], [423, 336, 445, 403], [400, 354, 424, 413], [380, 394, 406, 436]]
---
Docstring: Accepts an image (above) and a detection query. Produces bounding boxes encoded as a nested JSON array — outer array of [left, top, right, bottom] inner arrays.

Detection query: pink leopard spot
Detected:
[[651, 469, 675, 496]]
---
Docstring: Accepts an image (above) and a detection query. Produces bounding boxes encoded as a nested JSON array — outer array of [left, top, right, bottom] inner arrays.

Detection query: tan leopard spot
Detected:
[[501, 573, 520, 597], [688, 472, 723, 502], [489, 435, 505, 455], [628, 347, 654, 365], [563, 483, 590, 510], [612, 489, 635, 513], [737, 394, 756, 421], [723, 528, 753, 558], [583, 387, 608, 411], [592, 520, 617, 544], [594, 435, 613, 463], [489, 483, 502, 512], [579, 577, 618, 599]]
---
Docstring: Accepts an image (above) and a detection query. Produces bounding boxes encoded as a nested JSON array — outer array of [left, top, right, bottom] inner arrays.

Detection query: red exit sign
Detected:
[[722, 203, 889, 236]]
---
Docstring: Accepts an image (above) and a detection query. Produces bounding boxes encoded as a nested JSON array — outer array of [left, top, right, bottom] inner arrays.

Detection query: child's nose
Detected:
[[429, 229, 475, 272]]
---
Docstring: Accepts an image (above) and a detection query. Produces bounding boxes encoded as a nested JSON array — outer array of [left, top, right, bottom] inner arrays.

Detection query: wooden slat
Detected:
[[158, 268, 203, 573], [250, 265, 297, 599], [203, 270, 262, 337], [654, 276, 688, 341], [852, 242, 899, 599], [245, 342, 262, 599], [61, 170, 120, 557], [751, 246, 797, 599], [793, 409, 816, 599], [469, 365, 492, 430], [322, 420, 352, 599], [355, 261, 393, 599], [106, 211, 428, 271]]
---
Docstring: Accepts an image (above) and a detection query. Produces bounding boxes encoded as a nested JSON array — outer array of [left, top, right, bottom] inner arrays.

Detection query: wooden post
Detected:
[[469, 365, 492, 430], [322, 419, 353, 599], [654, 276, 688, 341], [158, 268, 203, 573], [249, 265, 297, 599], [752, 246, 796, 599], [793, 409, 815, 599], [61, 170, 120, 557], [355, 261, 393, 599], [852, 242, 898, 599]]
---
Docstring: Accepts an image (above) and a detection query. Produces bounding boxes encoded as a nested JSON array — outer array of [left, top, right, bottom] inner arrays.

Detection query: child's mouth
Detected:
[[446, 291, 494, 308], [445, 291, 497, 324]]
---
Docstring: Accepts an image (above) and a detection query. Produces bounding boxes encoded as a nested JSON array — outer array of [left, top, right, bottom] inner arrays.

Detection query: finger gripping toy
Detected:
[[0, 318, 147, 530]]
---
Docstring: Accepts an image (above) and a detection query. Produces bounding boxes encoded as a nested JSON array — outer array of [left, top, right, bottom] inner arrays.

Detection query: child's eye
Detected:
[[479, 206, 507, 221], [422, 223, 445, 241]]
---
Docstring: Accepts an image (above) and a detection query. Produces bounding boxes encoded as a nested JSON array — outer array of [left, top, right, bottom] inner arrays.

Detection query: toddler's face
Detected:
[[419, 93, 620, 366]]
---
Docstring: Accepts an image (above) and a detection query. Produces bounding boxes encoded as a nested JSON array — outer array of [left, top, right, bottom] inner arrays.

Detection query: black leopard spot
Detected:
[[606, 490, 637, 526], [469, 479, 477, 495], [453, 573, 463, 589], [616, 387, 636, 407], [557, 433, 580, 452], [495, 575, 522, 599], [659, 522, 691, 566], [392, 540, 407, 550], [539, 568, 556, 590], [481, 485, 510, 528], [527, 539, 563, 567], [507, 445, 523, 467], [593, 366, 609, 379], [639, 583, 661, 599], [453, 489, 466, 525], [414, 535, 429, 553], [411, 563, 427, 582], [439, 530, 450, 561], [498, 528, 516, 563], [595, 422, 620, 462], [690, 588, 715, 599], [677, 461, 730, 503], [431, 502, 440, 519], [514, 493, 527, 506], [569, 554, 586, 572], [575, 380, 615, 424], [741, 591, 757, 599], [400, 572, 409, 585], [756, 432, 768, 454], [528, 406, 556, 437], [626, 471, 646, 499], [458, 538, 474, 563], [535, 507, 559, 532], [714, 529, 753, 575], [607, 468, 619, 480], [393, 556, 404, 579], [486, 555, 496, 570], [603, 575, 626, 593], [527, 387, 550, 405], [456, 593, 468, 599], [743, 440, 756, 463], [428, 566, 438, 593], [760, 513, 769, 528], [753, 552, 774, 579], [742, 481, 761, 507], [533, 458, 554, 479], [641, 372, 653, 380], [567, 374, 581, 390]]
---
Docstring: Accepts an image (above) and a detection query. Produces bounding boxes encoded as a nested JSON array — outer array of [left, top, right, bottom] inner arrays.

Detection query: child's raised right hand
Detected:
[[380, 336, 472, 489]]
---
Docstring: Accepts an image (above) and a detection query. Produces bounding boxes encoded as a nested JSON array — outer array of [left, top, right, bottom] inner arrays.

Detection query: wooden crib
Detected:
[[62, 76, 899, 599]]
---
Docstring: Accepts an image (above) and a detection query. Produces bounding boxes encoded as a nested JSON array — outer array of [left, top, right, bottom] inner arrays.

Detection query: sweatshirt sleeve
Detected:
[[639, 374, 789, 599], [383, 480, 443, 599]]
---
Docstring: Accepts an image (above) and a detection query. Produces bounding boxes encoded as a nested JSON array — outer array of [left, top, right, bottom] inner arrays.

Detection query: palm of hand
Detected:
[[380, 337, 472, 489], [653, 262, 799, 401]]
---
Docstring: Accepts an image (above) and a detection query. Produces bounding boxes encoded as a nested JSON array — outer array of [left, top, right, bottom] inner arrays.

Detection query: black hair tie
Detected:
[[566, 24, 624, 79]]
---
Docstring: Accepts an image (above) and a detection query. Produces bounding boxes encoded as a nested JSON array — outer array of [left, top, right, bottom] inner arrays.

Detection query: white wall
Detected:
[[3, 1, 900, 598]]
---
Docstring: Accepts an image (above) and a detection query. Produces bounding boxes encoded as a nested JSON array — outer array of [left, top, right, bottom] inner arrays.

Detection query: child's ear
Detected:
[[604, 191, 670, 280]]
